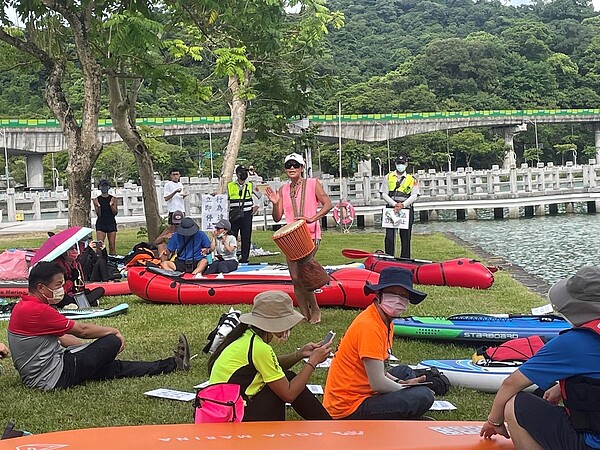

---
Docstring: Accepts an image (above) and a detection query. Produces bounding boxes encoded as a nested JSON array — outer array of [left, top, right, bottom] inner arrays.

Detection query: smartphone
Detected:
[[400, 381, 434, 388], [94, 241, 103, 247], [323, 331, 336, 345]]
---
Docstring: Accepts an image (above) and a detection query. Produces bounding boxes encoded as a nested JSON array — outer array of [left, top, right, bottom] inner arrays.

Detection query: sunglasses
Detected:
[[284, 161, 301, 169]]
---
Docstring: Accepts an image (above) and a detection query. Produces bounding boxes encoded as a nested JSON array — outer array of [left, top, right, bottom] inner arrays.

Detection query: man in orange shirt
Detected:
[[323, 267, 434, 419]]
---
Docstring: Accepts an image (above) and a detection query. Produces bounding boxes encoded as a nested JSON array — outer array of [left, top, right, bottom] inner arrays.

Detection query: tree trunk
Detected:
[[218, 75, 248, 194], [106, 72, 161, 241]]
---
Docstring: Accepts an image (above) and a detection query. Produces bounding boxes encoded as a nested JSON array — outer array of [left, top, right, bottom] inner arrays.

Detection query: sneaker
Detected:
[[174, 333, 191, 371]]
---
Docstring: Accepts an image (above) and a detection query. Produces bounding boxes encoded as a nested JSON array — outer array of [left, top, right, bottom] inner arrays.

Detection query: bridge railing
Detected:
[[1, 162, 600, 223]]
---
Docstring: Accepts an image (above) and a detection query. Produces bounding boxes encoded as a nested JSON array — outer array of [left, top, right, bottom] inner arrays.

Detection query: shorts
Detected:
[[174, 258, 201, 273], [96, 221, 117, 233], [514, 391, 594, 450]]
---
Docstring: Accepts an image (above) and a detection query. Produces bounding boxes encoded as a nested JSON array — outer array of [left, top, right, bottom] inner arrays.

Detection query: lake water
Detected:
[[415, 214, 599, 284]]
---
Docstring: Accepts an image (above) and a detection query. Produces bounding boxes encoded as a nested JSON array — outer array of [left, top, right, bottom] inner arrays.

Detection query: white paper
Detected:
[[389, 354, 399, 361], [381, 207, 410, 229], [531, 304, 554, 315], [429, 400, 457, 411], [193, 380, 210, 390], [144, 388, 196, 402], [307, 384, 324, 395], [201, 194, 228, 231]]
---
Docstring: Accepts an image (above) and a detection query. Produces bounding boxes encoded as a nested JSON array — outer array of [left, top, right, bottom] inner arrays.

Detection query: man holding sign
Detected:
[[379, 155, 419, 258]]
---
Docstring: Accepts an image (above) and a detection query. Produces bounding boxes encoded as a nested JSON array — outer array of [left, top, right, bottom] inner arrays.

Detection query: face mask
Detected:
[[379, 293, 409, 318], [100, 186, 109, 194], [238, 172, 248, 181], [43, 285, 65, 304], [271, 329, 291, 344], [66, 249, 79, 260], [396, 164, 406, 173]]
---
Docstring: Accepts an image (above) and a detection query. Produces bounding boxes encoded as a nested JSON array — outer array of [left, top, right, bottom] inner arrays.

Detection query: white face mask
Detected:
[[271, 329, 291, 345], [379, 293, 409, 318], [43, 285, 65, 304], [396, 164, 406, 173]]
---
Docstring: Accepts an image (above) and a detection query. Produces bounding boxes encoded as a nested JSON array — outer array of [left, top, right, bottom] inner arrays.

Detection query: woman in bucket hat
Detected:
[[195, 218, 239, 276], [324, 267, 434, 420], [481, 266, 600, 450], [208, 290, 332, 421]]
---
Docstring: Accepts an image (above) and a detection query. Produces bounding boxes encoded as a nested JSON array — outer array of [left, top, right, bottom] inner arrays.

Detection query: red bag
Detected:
[[194, 383, 244, 423], [476, 335, 546, 364]]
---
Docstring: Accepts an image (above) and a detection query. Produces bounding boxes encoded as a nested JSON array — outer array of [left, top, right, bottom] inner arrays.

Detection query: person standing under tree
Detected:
[[93, 179, 118, 256], [379, 155, 419, 258], [265, 153, 333, 324], [163, 168, 188, 224], [228, 166, 258, 264]]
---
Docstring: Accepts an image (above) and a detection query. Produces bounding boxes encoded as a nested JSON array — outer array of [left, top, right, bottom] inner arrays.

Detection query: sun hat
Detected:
[[176, 217, 199, 236], [239, 291, 305, 333], [364, 267, 427, 304], [284, 153, 305, 166], [548, 266, 600, 326], [214, 218, 231, 231], [171, 210, 184, 225]]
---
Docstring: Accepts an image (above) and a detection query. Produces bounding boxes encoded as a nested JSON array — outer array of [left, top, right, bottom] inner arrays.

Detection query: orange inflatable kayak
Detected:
[[0, 421, 514, 450]]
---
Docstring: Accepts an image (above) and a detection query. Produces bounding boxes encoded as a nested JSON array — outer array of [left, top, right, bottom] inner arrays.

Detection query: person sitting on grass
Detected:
[[160, 217, 211, 275], [323, 267, 434, 420], [195, 219, 239, 276], [208, 290, 332, 421], [481, 266, 600, 450], [153, 210, 184, 259], [7, 262, 190, 390], [54, 241, 104, 308]]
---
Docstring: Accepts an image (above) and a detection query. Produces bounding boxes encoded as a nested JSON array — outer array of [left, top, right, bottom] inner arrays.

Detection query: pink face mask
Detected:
[[66, 249, 79, 260], [380, 293, 409, 318]]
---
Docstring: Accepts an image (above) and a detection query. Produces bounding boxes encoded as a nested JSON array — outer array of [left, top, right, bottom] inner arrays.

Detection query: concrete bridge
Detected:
[[2, 109, 600, 188], [2, 161, 600, 226]]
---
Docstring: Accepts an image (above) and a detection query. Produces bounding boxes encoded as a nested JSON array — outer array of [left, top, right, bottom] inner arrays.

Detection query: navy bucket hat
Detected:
[[364, 267, 427, 304]]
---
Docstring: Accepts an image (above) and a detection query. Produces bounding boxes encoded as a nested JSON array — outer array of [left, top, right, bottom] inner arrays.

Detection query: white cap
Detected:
[[284, 153, 305, 166]]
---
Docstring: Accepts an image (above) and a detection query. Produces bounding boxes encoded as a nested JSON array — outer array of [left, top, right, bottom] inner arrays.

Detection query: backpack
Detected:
[[193, 383, 244, 424], [202, 308, 241, 354], [123, 242, 160, 268], [474, 335, 546, 365], [412, 367, 451, 396]]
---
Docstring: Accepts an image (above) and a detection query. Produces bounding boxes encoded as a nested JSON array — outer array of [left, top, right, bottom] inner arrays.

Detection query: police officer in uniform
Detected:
[[228, 166, 259, 263], [379, 155, 419, 258]]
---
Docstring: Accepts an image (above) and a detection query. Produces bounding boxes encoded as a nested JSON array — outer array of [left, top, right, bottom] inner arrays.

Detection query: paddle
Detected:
[[341, 248, 434, 264], [341, 248, 499, 272]]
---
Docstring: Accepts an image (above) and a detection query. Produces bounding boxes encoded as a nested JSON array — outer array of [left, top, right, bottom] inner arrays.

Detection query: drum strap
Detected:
[[290, 178, 307, 219]]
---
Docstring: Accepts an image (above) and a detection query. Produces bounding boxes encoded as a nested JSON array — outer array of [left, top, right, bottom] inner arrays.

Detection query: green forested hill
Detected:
[[319, 0, 600, 113]]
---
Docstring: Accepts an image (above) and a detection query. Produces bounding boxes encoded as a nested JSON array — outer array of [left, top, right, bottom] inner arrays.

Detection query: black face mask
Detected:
[[238, 172, 248, 181]]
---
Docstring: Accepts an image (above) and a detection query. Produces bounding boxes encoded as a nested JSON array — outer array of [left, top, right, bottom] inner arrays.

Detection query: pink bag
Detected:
[[194, 383, 244, 423], [0, 250, 29, 281]]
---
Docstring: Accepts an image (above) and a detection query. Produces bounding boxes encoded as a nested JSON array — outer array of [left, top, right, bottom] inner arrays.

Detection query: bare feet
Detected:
[[309, 308, 322, 325]]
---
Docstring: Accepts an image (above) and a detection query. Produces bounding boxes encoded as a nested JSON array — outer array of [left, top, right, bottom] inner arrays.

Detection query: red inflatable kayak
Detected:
[[0, 279, 131, 298], [127, 266, 379, 308], [342, 249, 495, 289]]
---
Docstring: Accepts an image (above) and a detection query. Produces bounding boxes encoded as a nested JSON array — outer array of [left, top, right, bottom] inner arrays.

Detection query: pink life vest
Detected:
[[281, 178, 322, 241]]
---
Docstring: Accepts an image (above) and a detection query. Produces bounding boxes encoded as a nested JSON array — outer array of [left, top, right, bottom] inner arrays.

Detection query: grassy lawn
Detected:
[[0, 227, 546, 433]]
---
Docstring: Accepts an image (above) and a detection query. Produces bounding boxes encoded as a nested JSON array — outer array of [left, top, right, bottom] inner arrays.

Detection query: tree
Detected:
[[175, 0, 343, 193], [1, 2, 103, 226]]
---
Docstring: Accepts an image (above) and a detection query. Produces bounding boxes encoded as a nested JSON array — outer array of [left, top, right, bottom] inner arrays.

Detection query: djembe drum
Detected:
[[272, 220, 330, 291]]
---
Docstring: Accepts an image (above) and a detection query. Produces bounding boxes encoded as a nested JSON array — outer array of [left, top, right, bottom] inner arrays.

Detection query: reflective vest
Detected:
[[227, 181, 253, 211], [387, 172, 416, 197], [559, 319, 600, 434]]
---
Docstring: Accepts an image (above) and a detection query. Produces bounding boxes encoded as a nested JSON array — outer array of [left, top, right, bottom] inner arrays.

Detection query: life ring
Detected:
[[333, 201, 356, 226]]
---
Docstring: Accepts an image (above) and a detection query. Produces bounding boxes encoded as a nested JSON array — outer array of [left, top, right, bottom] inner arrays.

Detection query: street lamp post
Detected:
[[375, 122, 391, 172], [1, 129, 9, 189]]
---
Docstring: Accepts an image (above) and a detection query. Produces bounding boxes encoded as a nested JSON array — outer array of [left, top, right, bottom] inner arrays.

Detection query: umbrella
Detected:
[[30, 226, 94, 266]]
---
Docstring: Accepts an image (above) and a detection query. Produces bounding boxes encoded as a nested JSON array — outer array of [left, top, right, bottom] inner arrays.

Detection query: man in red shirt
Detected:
[[7, 262, 190, 390]]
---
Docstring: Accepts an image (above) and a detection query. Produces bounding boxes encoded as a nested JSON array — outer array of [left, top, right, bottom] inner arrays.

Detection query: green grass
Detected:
[[0, 227, 545, 433]]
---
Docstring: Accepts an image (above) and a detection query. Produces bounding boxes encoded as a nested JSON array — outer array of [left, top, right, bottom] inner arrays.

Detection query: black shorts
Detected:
[[514, 391, 594, 450], [96, 221, 117, 233], [174, 258, 200, 273]]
